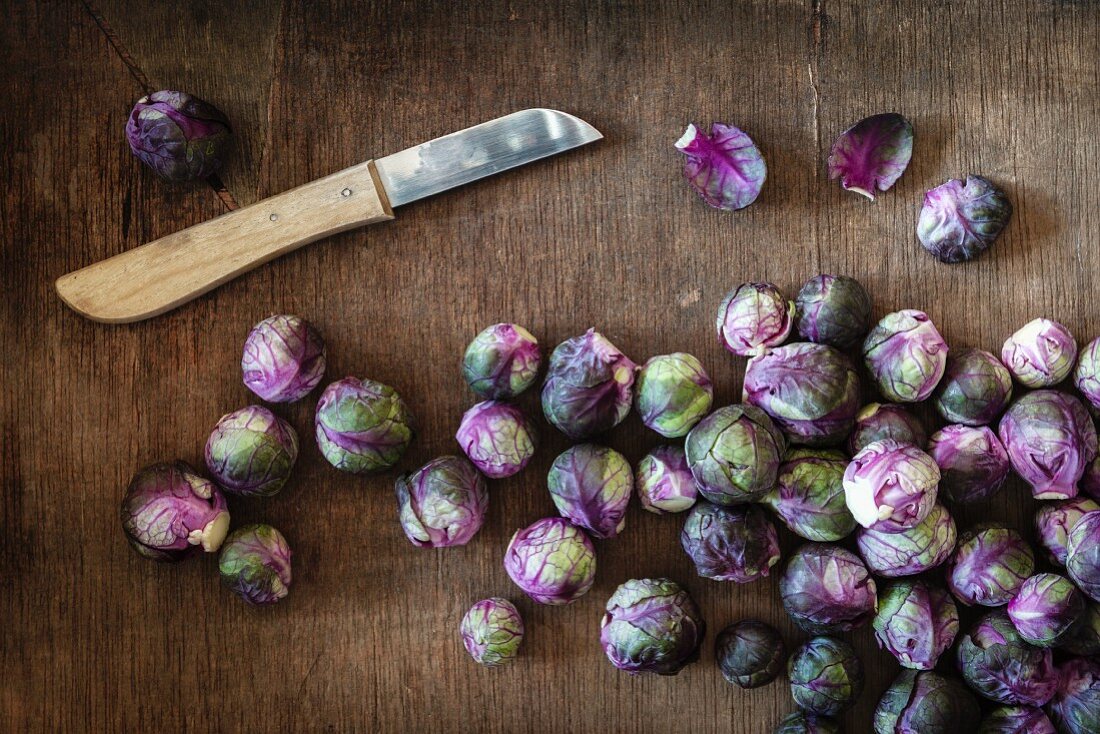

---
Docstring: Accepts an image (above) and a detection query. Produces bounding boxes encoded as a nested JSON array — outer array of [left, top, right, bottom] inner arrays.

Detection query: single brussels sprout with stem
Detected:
[[635, 445, 697, 514], [1007, 573, 1085, 647], [788, 636, 863, 717], [462, 323, 541, 399], [863, 309, 949, 403], [685, 404, 784, 505], [873, 670, 981, 734], [873, 580, 959, 670], [1036, 497, 1100, 566], [675, 122, 767, 211], [120, 462, 230, 561], [547, 444, 632, 539], [218, 524, 292, 606], [205, 405, 299, 497], [948, 523, 1035, 607], [460, 598, 524, 666], [396, 456, 488, 548], [125, 90, 231, 182], [680, 501, 780, 583], [827, 113, 913, 200], [917, 175, 1012, 263], [857, 503, 957, 578], [455, 400, 537, 478], [957, 610, 1057, 706], [1002, 319, 1077, 388], [1058, 602, 1100, 656], [1073, 335, 1100, 410], [716, 282, 793, 356], [634, 353, 713, 438], [1046, 657, 1100, 734], [599, 578, 705, 676], [714, 620, 785, 689], [315, 377, 415, 474], [843, 439, 940, 533], [773, 711, 840, 734], [1066, 510, 1100, 602], [503, 517, 596, 605], [934, 348, 1013, 426], [541, 329, 636, 440], [998, 390, 1097, 500], [779, 543, 877, 634], [241, 314, 326, 403], [848, 402, 927, 454], [794, 274, 872, 350], [978, 705, 1056, 734], [763, 448, 856, 542], [927, 425, 1010, 504]]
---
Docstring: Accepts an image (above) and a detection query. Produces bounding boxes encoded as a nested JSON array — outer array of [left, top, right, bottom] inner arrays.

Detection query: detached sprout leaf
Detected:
[[675, 123, 766, 210], [917, 175, 1012, 263], [828, 113, 914, 200]]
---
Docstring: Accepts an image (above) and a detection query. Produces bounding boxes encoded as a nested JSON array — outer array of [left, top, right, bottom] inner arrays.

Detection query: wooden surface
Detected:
[[2, 1, 1098, 731]]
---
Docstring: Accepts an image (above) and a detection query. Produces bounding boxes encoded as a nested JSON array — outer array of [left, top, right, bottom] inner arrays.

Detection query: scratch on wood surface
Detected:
[[256, 0, 288, 202], [808, 0, 825, 267], [295, 651, 324, 699]]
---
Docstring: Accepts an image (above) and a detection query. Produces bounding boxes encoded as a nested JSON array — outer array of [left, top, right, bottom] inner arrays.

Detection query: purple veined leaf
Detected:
[[827, 113, 914, 200], [674, 123, 767, 211]]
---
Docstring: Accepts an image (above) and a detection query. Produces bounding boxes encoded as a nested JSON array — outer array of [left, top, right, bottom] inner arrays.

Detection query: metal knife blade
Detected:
[[375, 108, 602, 207]]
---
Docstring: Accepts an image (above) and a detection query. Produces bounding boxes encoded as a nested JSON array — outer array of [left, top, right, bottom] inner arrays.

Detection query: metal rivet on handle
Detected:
[[341, 188, 352, 197], [269, 213, 278, 221]]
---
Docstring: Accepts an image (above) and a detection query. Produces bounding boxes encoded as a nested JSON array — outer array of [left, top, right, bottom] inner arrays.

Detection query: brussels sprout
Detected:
[[503, 517, 596, 605], [462, 323, 541, 399], [948, 523, 1035, 607], [874, 670, 981, 734], [454, 401, 537, 478], [843, 439, 940, 533], [396, 456, 488, 548], [1066, 510, 1100, 602], [714, 620, 785, 688], [599, 578, 705, 675], [541, 329, 636, 440], [788, 636, 863, 717], [956, 610, 1057, 706], [779, 543, 877, 634], [684, 404, 785, 505], [675, 122, 766, 211], [763, 448, 856, 542], [848, 402, 928, 454], [1046, 657, 1100, 734], [743, 342, 861, 446], [827, 113, 914, 200], [1007, 573, 1085, 647], [916, 175, 1012, 263], [217, 524, 292, 606], [680, 501, 780, 583], [874, 580, 959, 670], [999, 390, 1097, 500], [794, 274, 873, 350], [1036, 498, 1100, 566], [1073, 335, 1100, 410], [120, 462, 230, 561], [715, 282, 793, 356], [204, 405, 299, 497], [858, 503, 956, 578], [547, 444, 632, 539], [241, 314, 326, 403], [635, 445, 697, 514], [863, 310, 949, 403], [459, 598, 524, 666], [315, 377, 415, 474], [1002, 319, 1077, 388], [774, 712, 840, 734], [934, 349, 1013, 426], [634, 353, 713, 437], [125, 90, 231, 182], [979, 705, 1056, 734], [927, 425, 1010, 504], [1082, 456, 1100, 501]]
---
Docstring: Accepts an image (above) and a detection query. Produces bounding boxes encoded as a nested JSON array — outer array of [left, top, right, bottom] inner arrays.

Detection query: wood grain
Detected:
[[3, 0, 1099, 731]]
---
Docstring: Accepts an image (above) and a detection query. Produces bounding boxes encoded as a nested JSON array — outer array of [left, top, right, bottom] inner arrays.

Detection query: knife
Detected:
[[55, 108, 602, 323]]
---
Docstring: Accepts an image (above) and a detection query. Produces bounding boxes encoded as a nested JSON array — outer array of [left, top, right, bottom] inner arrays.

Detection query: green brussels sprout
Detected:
[[716, 282, 793, 356], [714, 620, 785, 688], [315, 377, 415, 474], [462, 323, 541, 399], [873, 670, 980, 734], [1035, 497, 1100, 566], [218, 524, 292, 606], [547, 444, 632, 539], [684, 404, 785, 505], [873, 580, 959, 669], [503, 517, 596, 605], [204, 405, 299, 497], [635, 445, 697, 514], [1073, 335, 1100, 410], [396, 456, 488, 548], [979, 705, 1055, 734], [948, 523, 1035, 606], [794, 274, 872, 350], [933, 349, 1013, 426], [956, 610, 1057, 706], [460, 598, 524, 666], [863, 310, 949, 403], [787, 636, 863, 716], [857, 503, 957, 578], [634, 353, 713, 438], [599, 578, 705, 675], [1002, 318, 1077, 388], [763, 448, 856, 542], [1007, 573, 1085, 647], [773, 711, 840, 734]]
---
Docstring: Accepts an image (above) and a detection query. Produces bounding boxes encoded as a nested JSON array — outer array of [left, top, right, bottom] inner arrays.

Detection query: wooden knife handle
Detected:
[[55, 160, 394, 323]]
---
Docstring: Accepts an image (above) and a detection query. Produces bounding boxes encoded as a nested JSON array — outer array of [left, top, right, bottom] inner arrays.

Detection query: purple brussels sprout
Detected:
[[204, 405, 298, 497], [503, 517, 596, 605], [1059, 602, 1100, 657], [461, 323, 541, 399], [843, 439, 940, 533], [684, 404, 785, 505], [714, 620, 786, 689], [874, 580, 959, 670], [934, 349, 1013, 426], [547, 444, 632, 539], [1046, 658, 1100, 734], [743, 342, 861, 447], [1002, 319, 1077, 388], [979, 706, 1056, 734], [779, 543, 877, 634], [599, 577, 705, 675], [635, 445, 697, 514], [917, 175, 1012, 263], [120, 462, 230, 561], [956, 610, 1057, 706], [774, 712, 839, 734], [848, 403, 927, 454], [863, 309, 949, 403], [315, 377, 415, 474], [1083, 457, 1100, 501], [827, 113, 913, 200], [634, 353, 713, 438], [217, 524, 291, 606], [125, 90, 231, 182], [241, 314, 326, 403], [858, 503, 957, 578], [460, 598, 524, 666], [794, 274, 873, 350], [395, 456, 488, 548], [763, 448, 856, 542], [999, 390, 1097, 500], [788, 636, 864, 717], [874, 670, 981, 734], [1073, 336, 1100, 410], [541, 329, 636, 440], [927, 425, 1010, 504], [675, 122, 766, 211], [455, 400, 537, 478], [716, 282, 793, 357], [948, 523, 1035, 607], [680, 501, 780, 583], [1007, 573, 1085, 647], [1036, 497, 1100, 566], [1066, 510, 1100, 602]]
